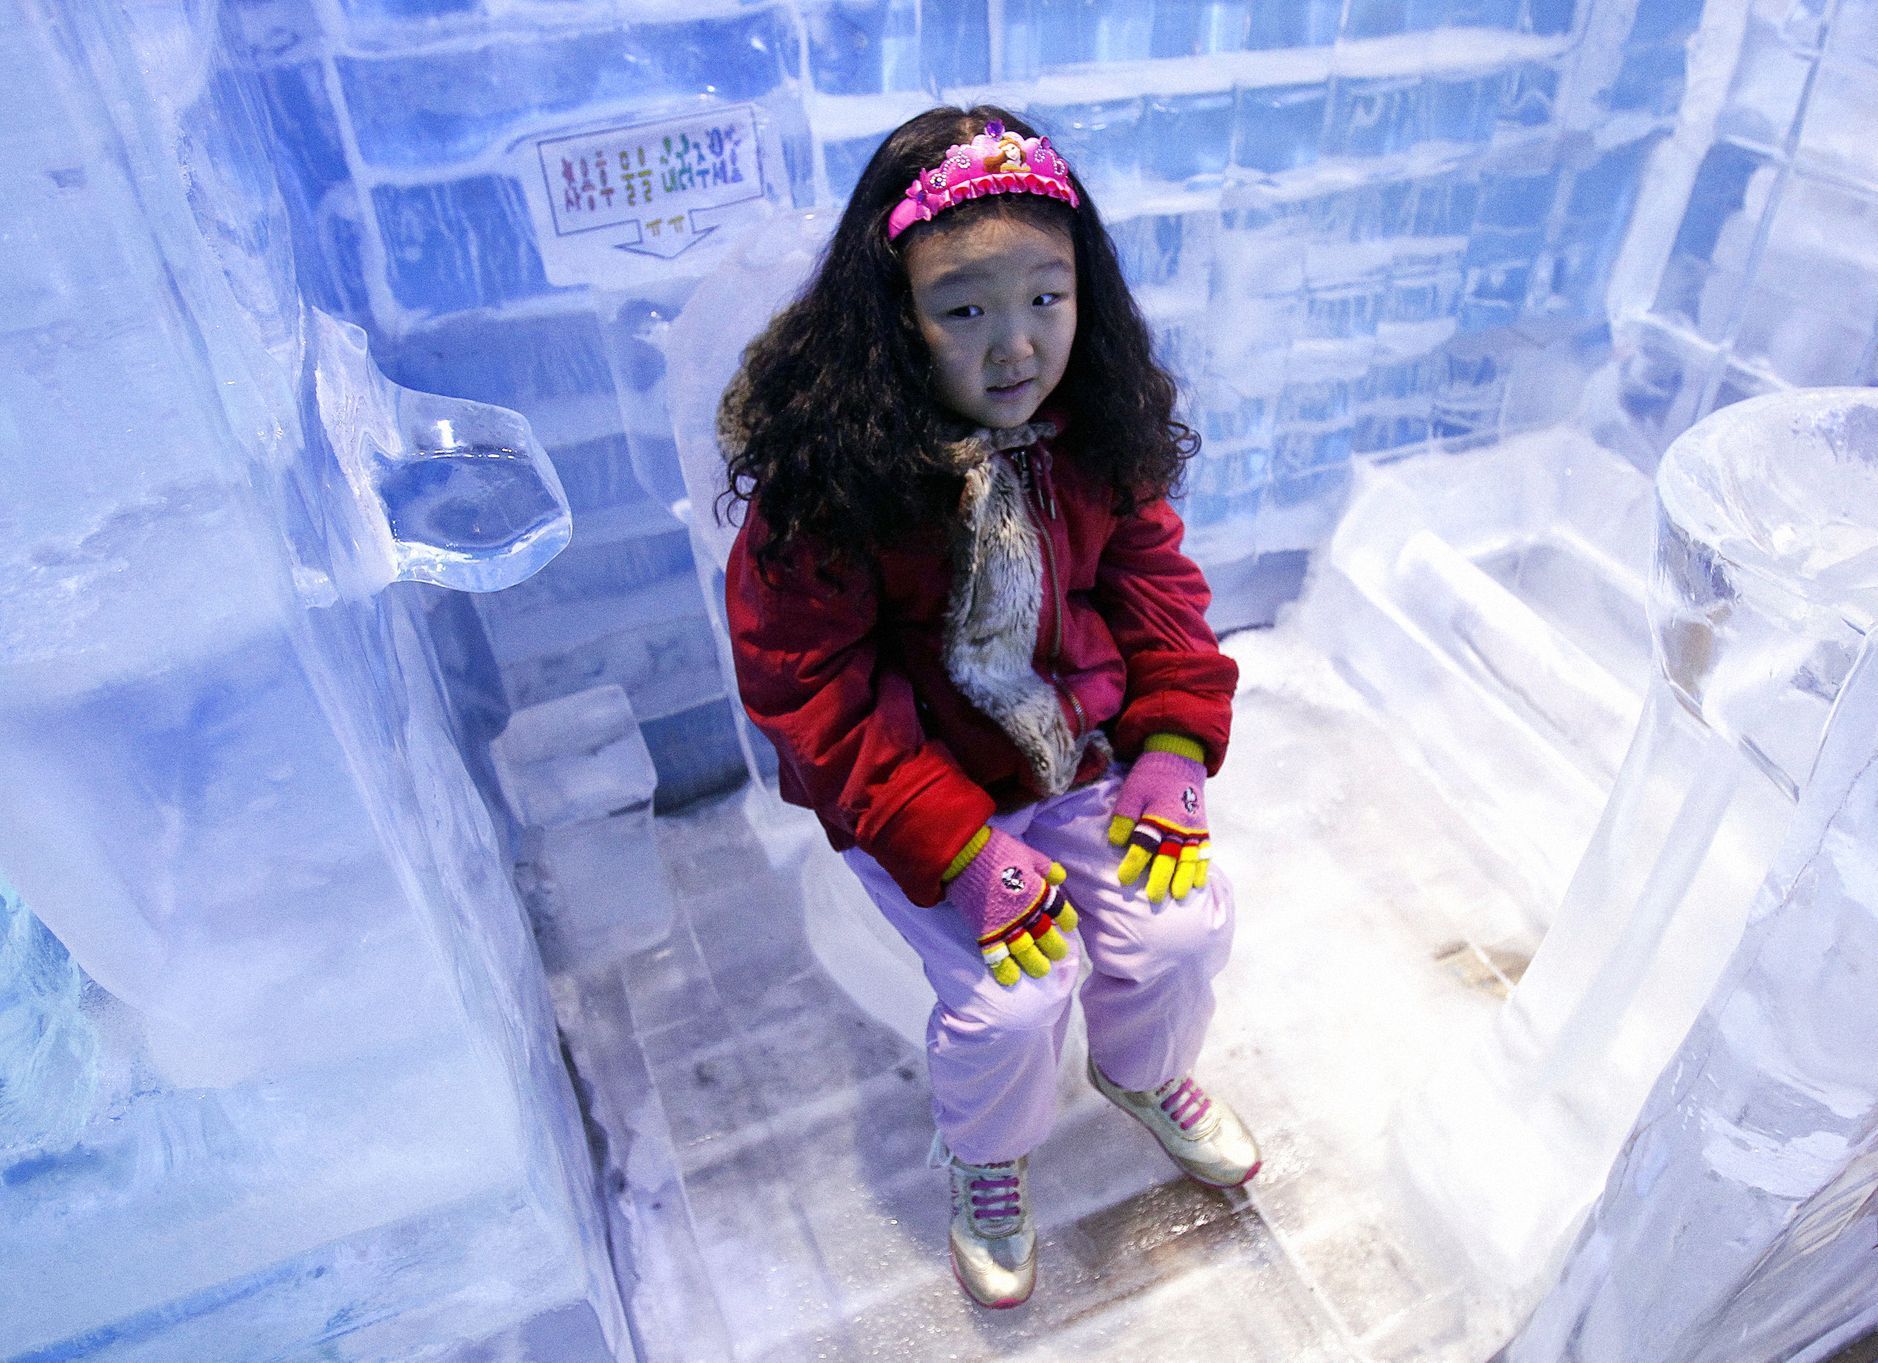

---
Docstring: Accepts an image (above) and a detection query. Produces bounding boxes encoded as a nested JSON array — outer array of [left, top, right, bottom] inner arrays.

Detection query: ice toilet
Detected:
[[1385, 387, 1878, 1347], [1502, 387, 1878, 1360]]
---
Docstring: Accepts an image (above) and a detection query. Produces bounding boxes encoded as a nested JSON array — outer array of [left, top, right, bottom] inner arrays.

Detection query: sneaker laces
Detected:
[[931, 1133, 1026, 1235], [965, 1167, 1023, 1229], [1151, 1076, 1215, 1134]]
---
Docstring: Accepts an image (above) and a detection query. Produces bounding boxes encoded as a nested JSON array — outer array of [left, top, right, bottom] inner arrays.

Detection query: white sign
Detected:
[[527, 105, 770, 285]]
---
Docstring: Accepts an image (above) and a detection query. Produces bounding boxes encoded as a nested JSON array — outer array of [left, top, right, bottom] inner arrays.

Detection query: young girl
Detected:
[[719, 105, 1258, 1309]]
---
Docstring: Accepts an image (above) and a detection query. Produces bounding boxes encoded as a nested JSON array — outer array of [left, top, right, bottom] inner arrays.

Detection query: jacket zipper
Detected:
[[1012, 448, 1084, 736]]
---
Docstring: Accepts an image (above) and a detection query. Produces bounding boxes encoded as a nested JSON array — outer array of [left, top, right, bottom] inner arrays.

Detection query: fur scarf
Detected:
[[940, 421, 1111, 796]]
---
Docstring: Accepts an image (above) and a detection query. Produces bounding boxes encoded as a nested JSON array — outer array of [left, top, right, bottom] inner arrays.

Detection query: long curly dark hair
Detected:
[[720, 104, 1197, 575]]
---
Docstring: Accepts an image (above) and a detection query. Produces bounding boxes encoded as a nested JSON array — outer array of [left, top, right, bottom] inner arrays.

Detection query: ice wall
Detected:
[[1597, 0, 1878, 462], [0, 1, 624, 1357], [228, 0, 816, 813], [234, 0, 1687, 804]]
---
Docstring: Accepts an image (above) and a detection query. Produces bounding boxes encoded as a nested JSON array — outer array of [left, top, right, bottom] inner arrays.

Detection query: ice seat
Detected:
[[1298, 428, 1656, 921]]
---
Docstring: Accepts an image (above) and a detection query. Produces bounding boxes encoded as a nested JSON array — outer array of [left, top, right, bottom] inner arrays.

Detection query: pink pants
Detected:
[[842, 767, 1235, 1163]]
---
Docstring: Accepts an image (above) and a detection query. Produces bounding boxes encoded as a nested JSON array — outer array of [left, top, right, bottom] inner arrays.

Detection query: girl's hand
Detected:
[[942, 826, 1079, 987], [1108, 735, 1211, 903]]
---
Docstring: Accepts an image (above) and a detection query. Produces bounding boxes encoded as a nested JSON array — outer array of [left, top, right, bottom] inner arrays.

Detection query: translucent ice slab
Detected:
[[491, 683, 674, 968], [1299, 428, 1656, 921]]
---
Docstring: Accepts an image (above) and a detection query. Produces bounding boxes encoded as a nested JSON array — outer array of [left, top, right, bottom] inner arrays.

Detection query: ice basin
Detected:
[[1653, 387, 1878, 797]]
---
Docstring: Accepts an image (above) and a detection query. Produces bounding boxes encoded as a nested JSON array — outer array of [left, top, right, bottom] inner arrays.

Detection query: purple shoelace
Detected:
[[969, 1171, 1022, 1224], [1159, 1078, 1213, 1132]]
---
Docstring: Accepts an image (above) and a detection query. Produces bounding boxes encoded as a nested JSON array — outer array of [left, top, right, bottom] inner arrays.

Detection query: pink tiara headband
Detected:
[[885, 119, 1081, 241]]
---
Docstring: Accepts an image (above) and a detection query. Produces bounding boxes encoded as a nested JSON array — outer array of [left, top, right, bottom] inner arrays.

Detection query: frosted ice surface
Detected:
[[1714, 21, 1811, 147], [0, 881, 97, 1157], [1235, 83, 1332, 172], [1727, 177, 1878, 389], [1794, 57, 1878, 185]]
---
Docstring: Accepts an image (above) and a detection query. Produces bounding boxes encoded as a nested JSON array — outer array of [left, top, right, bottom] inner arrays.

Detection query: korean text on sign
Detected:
[[540, 110, 761, 239]]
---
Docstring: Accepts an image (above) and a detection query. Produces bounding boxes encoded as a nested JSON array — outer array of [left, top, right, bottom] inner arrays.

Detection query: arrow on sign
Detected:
[[610, 201, 760, 261], [613, 219, 714, 260]]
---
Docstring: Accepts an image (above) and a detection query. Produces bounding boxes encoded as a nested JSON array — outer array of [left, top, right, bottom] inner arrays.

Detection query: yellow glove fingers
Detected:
[[1195, 842, 1212, 889], [1170, 844, 1199, 900], [1010, 931, 1050, 978], [1145, 851, 1177, 903], [1054, 896, 1078, 933], [1117, 843, 1151, 886], [1046, 861, 1068, 886], [1107, 814, 1135, 848], [982, 940, 1021, 988], [1035, 925, 1070, 961], [1171, 865, 1195, 901]]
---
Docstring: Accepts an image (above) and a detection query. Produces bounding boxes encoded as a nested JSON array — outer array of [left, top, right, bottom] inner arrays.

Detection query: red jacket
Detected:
[[725, 421, 1237, 907]]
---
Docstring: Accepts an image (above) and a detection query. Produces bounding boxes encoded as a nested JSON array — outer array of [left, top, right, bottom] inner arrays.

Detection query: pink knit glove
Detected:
[[943, 826, 1079, 987], [1108, 734, 1211, 902]]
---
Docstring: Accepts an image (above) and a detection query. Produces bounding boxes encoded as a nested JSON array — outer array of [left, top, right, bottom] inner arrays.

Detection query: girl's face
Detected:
[[904, 213, 1077, 430]]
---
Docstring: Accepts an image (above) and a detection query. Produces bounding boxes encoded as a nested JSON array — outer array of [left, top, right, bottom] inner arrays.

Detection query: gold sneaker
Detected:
[[1089, 1057, 1262, 1189], [933, 1134, 1036, 1308]]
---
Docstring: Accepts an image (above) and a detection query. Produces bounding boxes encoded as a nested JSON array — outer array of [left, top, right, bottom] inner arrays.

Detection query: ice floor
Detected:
[[551, 620, 1582, 1363]]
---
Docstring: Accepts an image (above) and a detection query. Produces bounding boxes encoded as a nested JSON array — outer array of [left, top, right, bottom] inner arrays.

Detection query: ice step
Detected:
[[490, 684, 672, 966], [1387, 527, 1641, 789], [1296, 437, 1654, 924], [1302, 558, 1609, 927]]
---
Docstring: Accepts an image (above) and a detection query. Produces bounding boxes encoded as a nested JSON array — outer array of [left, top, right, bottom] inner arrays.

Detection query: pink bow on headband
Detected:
[[886, 120, 1081, 241]]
